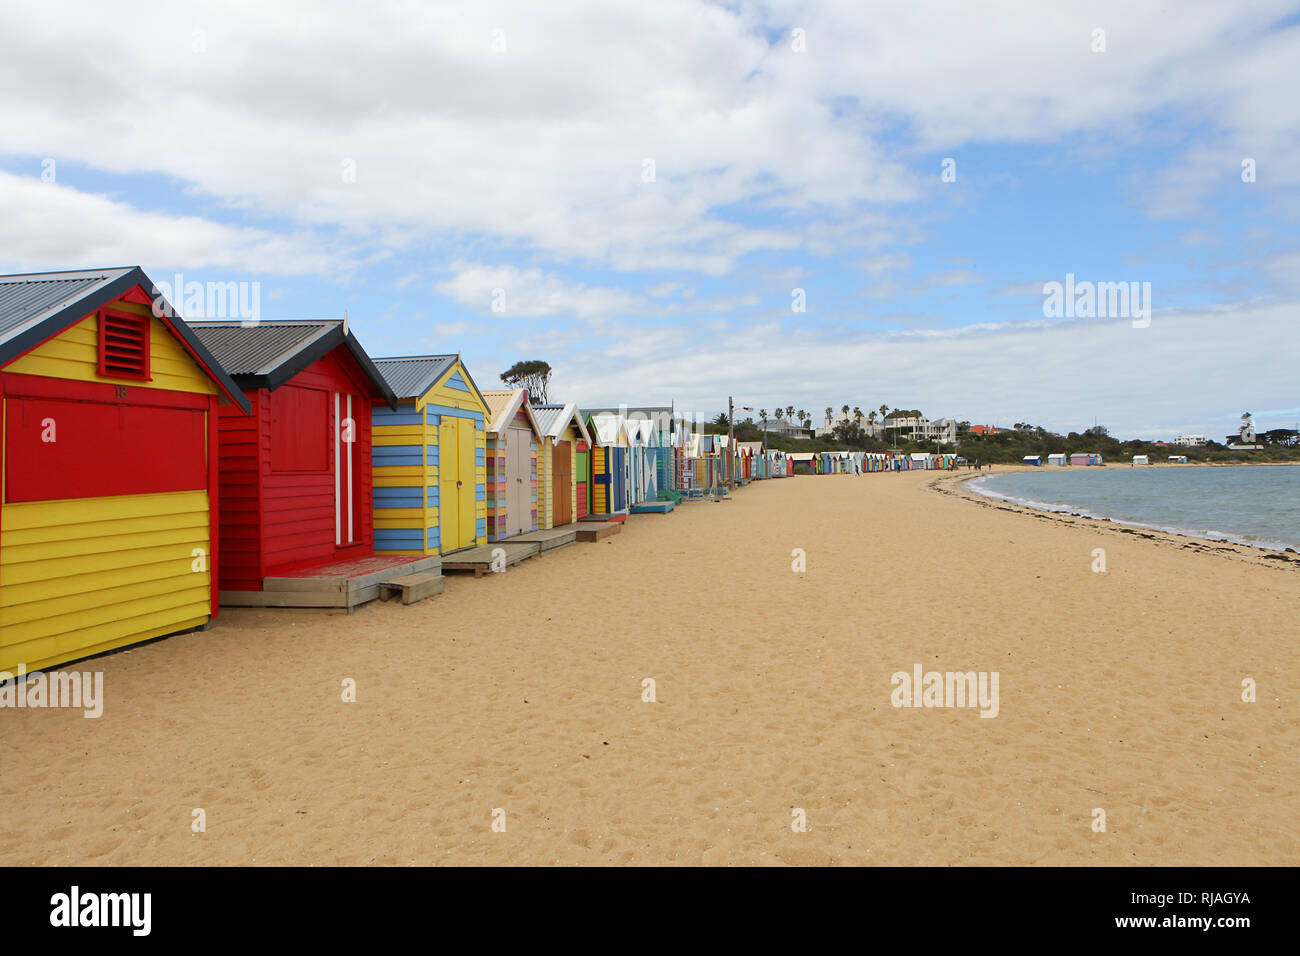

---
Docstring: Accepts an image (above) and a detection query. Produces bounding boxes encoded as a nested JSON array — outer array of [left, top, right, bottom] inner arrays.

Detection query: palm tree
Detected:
[[841, 404, 849, 421], [879, 404, 891, 445], [785, 405, 796, 423], [824, 406, 833, 428], [853, 407, 864, 426], [798, 409, 809, 430], [868, 410, 878, 435]]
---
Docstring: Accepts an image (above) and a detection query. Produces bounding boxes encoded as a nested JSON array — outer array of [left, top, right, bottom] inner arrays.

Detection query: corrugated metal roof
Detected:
[[371, 354, 458, 400], [187, 320, 339, 376], [531, 404, 566, 435], [532, 403, 593, 444], [481, 389, 518, 432], [482, 387, 541, 435], [0, 267, 135, 346]]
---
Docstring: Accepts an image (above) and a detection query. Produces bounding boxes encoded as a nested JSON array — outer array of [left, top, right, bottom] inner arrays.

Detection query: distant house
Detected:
[[969, 424, 1000, 436], [763, 418, 808, 439]]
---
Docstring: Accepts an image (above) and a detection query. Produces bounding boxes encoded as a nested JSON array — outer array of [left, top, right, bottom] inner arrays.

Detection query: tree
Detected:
[[785, 405, 796, 423], [853, 407, 864, 427], [824, 406, 833, 426], [712, 411, 729, 428], [832, 418, 867, 448], [1084, 424, 1109, 438], [500, 360, 552, 404]]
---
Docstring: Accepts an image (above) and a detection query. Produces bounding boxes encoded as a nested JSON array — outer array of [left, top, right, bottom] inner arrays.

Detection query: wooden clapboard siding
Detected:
[[0, 489, 211, 673], [214, 389, 262, 591], [0, 292, 226, 672], [212, 347, 378, 585], [539, 435, 552, 530], [576, 439, 589, 520], [5, 300, 217, 397], [592, 445, 608, 514], [374, 359, 490, 554]]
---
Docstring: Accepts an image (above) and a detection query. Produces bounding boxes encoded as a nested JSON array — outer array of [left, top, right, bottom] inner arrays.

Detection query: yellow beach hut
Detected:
[[370, 355, 490, 556], [0, 267, 250, 673], [532, 403, 593, 527]]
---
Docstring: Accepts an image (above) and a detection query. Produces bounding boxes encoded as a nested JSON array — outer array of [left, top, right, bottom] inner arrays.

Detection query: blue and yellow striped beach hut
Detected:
[[370, 355, 489, 556]]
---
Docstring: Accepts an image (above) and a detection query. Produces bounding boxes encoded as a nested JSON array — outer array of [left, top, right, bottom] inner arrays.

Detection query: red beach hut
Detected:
[[187, 320, 400, 597]]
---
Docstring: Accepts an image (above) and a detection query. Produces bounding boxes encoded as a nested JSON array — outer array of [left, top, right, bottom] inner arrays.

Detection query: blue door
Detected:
[[611, 447, 627, 511]]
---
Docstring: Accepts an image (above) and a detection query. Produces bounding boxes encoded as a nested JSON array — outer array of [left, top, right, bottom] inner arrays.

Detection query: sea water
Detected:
[[968, 464, 1300, 552]]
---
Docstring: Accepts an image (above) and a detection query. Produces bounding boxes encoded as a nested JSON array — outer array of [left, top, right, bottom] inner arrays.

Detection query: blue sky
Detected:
[[2, 1, 1298, 439]]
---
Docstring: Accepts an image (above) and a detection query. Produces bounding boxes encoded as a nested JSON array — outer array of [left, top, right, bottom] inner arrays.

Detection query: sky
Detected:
[[2, 0, 1298, 440]]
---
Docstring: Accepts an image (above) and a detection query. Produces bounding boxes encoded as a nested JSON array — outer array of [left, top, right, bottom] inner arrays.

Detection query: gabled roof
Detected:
[[0, 266, 250, 412], [370, 354, 489, 414], [188, 319, 397, 408], [587, 411, 631, 446], [370, 354, 458, 399], [531, 403, 593, 446], [481, 387, 541, 436], [583, 405, 676, 436]]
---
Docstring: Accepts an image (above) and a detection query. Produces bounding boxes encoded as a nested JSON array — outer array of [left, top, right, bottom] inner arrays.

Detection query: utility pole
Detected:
[[728, 396, 735, 490]]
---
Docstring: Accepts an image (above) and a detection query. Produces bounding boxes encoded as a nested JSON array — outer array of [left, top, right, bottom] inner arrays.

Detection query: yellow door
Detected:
[[439, 417, 460, 553], [458, 418, 477, 546]]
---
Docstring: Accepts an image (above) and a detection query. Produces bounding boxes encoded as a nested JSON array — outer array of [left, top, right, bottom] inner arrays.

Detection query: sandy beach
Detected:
[[1, 468, 1296, 866]]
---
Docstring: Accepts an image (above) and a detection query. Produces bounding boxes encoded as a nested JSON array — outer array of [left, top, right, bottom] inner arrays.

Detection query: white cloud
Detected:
[[0, 171, 336, 276], [555, 300, 1299, 437], [5, 1, 1293, 278], [434, 262, 646, 319]]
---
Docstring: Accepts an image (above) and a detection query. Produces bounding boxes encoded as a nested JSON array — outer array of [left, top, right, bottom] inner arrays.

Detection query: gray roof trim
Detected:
[[187, 319, 397, 408], [0, 266, 250, 414]]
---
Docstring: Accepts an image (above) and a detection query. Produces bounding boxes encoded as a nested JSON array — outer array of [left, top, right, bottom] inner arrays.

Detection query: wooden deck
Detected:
[[441, 541, 541, 576], [220, 555, 442, 610], [506, 524, 579, 552], [575, 521, 624, 542]]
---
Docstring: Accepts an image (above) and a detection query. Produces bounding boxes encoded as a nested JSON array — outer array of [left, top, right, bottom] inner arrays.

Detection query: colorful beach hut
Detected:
[[0, 267, 250, 672], [587, 411, 630, 515], [481, 388, 540, 541], [188, 320, 398, 594], [1022, 455, 1043, 466], [368, 355, 490, 556], [533, 403, 592, 526], [626, 416, 660, 504]]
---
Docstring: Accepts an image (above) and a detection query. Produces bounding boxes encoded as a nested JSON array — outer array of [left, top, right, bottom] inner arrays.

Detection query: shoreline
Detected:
[[933, 468, 1300, 569]]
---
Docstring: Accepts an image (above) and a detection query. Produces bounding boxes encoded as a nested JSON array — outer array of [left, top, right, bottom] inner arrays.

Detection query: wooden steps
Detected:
[[575, 521, 623, 542], [221, 555, 441, 610], [380, 571, 446, 605], [506, 525, 579, 552], [442, 541, 541, 576]]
